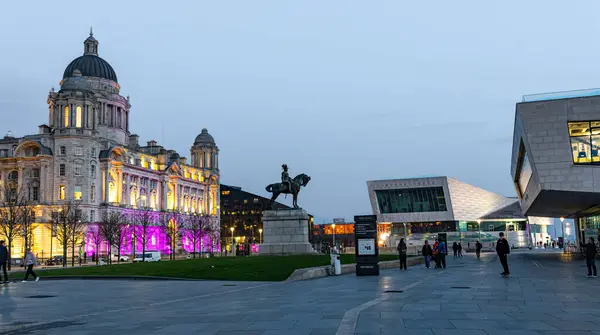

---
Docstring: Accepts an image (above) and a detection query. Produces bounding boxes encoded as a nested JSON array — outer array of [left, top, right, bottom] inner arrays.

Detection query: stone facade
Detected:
[[260, 209, 314, 254], [0, 32, 220, 257]]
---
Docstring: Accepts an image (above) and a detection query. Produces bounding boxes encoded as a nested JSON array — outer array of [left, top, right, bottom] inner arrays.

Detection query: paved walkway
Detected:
[[1, 252, 599, 334]]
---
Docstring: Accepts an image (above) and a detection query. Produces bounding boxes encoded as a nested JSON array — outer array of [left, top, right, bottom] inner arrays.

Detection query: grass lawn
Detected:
[[10, 254, 400, 282]]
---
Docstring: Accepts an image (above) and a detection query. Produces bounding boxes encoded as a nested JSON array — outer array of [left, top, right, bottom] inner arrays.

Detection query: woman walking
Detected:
[[22, 248, 39, 282], [397, 238, 408, 270]]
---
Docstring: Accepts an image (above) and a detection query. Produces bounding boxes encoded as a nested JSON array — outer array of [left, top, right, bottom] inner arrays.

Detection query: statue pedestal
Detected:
[[259, 209, 314, 255]]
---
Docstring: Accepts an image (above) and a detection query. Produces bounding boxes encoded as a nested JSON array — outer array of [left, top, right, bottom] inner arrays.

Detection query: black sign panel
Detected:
[[354, 215, 379, 276]]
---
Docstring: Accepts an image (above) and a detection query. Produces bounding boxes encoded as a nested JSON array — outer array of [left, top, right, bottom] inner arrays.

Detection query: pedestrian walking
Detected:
[[475, 240, 482, 259], [585, 237, 597, 278], [433, 239, 440, 268], [422, 240, 433, 268], [496, 232, 510, 277], [0, 240, 9, 284], [397, 238, 407, 270], [458, 242, 463, 258], [22, 248, 39, 282], [438, 239, 447, 268], [452, 242, 458, 258]]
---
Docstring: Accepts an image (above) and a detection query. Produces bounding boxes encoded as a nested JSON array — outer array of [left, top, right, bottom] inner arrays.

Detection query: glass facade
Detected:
[[579, 215, 600, 230], [568, 121, 600, 164], [375, 187, 447, 214], [517, 151, 532, 195]]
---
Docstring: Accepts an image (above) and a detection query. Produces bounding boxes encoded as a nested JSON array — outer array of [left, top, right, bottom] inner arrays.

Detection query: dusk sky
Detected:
[[2, 1, 600, 223]]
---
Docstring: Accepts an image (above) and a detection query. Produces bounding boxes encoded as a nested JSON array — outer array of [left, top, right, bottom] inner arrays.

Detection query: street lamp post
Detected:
[[259, 228, 263, 244], [560, 217, 565, 253], [230, 227, 235, 256], [331, 224, 336, 250]]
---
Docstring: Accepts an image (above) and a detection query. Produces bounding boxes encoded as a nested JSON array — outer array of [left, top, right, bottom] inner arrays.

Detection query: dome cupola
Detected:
[[194, 128, 215, 145], [62, 29, 118, 82]]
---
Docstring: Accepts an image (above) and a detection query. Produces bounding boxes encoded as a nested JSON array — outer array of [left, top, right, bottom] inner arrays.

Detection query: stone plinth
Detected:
[[259, 209, 314, 255]]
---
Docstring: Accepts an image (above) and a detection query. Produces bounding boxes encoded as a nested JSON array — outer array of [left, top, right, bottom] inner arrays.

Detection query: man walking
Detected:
[[438, 239, 447, 268], [397, 238, 407, 270], [585, 237, 597, 277], [475, 240, 482, 259], [496, 232, 510, 277], [22, 248, 39, 282], [422, 240, 433, 269], [0, 241, 8, 284]]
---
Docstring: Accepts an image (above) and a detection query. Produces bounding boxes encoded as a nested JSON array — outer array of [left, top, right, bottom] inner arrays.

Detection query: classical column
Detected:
[[39, 164, 45, 203], [174, 182, 179, 211], [104, 163, 111, 202], [124, 174, 130, 206], [161, 180, 168, 210]]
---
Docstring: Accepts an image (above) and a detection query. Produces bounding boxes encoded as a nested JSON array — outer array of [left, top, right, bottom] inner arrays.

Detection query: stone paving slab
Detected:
[[1, 252, 600, 334]]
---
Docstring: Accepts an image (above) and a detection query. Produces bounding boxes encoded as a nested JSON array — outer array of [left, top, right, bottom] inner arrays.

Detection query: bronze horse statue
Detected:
[[265, 173, 311, 209]]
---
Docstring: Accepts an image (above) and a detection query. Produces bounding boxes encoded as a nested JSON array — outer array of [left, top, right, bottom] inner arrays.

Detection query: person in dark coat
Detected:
[[585, 237, 597, 277], [452, 242, 458, 258], [458, 242, 463, 258], [475, 240, 482, 259], [496, 232, 510, 276], [421, 240, 433, 268], [397, 238, 407, 270], [0, 240, 8, 284]]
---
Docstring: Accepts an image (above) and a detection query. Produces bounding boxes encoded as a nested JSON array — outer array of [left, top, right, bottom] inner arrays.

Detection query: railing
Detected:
[[522, 88, 600, 102]]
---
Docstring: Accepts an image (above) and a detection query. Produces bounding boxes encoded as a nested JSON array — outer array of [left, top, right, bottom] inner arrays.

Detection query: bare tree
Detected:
[[160, 212, 181, 260], [88, 225, 103, 265], [19, 201, 36, 252], [184, 214, 210, 259], [131, 207, 155, 262], [99, 211, 124, 265], [113, 217, 129, 263], [53, 204, 71, 267], [68, 205, 87, 267], [0, 184, 23, 270]]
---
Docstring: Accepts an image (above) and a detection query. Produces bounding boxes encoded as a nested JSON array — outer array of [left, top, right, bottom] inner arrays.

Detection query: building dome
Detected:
[[62, 30, 118, 82], [63, 55, 118, 82], [194, 128, 215, 145]]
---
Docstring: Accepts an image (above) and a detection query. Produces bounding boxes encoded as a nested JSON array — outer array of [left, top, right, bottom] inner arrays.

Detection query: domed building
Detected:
[[0, 32, 220, 259]]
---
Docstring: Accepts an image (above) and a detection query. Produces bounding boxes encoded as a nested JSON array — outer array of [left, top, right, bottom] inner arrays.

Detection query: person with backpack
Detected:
[[496, 232, 510, 277], [397, 238, 407, 270], [585, 237, 597, 278], [421, 240, 433, 269], [437, 239, 447, 268]]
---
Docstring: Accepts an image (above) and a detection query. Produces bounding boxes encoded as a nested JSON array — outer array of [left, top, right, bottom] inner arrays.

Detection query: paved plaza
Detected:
[[1, 252, 600, 334]]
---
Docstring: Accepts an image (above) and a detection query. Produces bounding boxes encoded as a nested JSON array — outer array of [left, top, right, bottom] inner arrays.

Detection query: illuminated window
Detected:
[[59, 164, 66, 176], [569, 121, 593, 164], [74, 185, 82, 200], [90, 183, 95, 201], [59, 185, 65, 200], [375, 187, 447, 213], [64, 106, 70, 127], [59, 146, 66, 156], [75, 106, 82, 128]]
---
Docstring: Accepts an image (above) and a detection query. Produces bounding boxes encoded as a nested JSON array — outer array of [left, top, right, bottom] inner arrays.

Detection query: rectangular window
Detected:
[[32, 187, 39, 201], [91, 147, 96, 157], [60, 146, 66, 156], [90, 210, 95, 222], [75, 146, 83, 156], [59, 185, 65, 200], [64, 106, 69, 127], [90, 165, 96, 178], [90, 183, 95, 201], [75, 106, 83, 128], [74, 163, 82, 176], [74, 185, 82, 200], [59, 164, 66, 176], [568, 121, 600, 164], [375, 187, 447, 214]]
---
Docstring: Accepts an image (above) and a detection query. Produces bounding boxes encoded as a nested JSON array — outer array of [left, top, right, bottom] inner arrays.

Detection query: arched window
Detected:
[[75, 106, 82, 128], [64, 106, 70, 127]]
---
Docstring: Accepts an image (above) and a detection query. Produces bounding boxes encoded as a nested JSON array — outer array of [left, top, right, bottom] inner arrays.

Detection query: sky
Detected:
[[1, 1, 600, 223]]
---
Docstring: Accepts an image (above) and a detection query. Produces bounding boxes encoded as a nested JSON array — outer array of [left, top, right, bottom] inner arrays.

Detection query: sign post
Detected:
[[354, 215, 379, 276]]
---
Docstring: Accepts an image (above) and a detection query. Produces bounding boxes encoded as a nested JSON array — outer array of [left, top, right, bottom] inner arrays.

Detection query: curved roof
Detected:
[[194, 128, 215, 145], [63, 55, 118, 82]]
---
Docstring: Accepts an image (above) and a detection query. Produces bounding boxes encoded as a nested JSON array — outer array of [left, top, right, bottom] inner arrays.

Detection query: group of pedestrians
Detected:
[[452, 242, 463, 258], [417, 238, 446, 269], [0, 240, 40, 284]]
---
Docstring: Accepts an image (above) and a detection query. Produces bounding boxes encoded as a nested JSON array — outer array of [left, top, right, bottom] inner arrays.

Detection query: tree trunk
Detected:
[[7, 240, 11, 271], [71, 238, 75, 267], [63, 243, 67, 267], [193, 238, 196, 259], [108, 244, 112, 265]]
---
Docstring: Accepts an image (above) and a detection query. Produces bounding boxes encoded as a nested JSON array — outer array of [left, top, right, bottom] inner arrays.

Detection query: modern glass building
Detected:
[[511, 89, 600, 246], [367, 177, 547, 249]]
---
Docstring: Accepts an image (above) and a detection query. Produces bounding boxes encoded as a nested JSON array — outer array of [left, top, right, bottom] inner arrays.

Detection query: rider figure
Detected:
[[282, 164, 293, 193]]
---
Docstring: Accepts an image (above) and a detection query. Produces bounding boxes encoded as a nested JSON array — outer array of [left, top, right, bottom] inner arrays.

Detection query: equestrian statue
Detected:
[[265, 164, 311, 209]]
